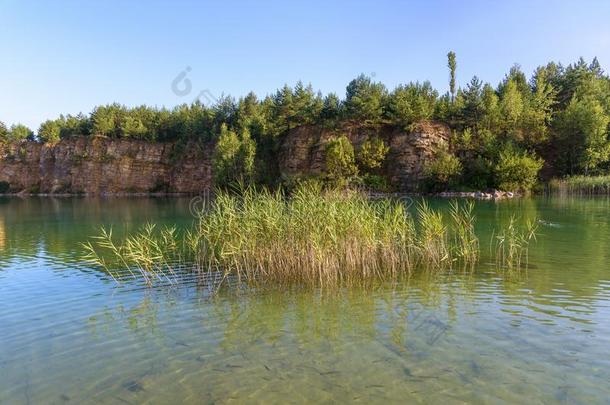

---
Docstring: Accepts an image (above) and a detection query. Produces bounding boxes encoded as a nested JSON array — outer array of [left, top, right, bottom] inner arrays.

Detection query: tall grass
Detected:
[[548, 175, 610, 195], [492, 216, 538, 271], [449, 200, 479, 268], [82, 224, 185, 286], [83, 185, 529, 286]]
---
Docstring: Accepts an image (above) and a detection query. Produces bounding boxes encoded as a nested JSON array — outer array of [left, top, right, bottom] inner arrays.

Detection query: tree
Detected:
[[424, 149, 462, 190], [555, 96, 610, 174], [386, 81, 437, 126], [325, 135, 358, 182], [321, 93, 341, 121], [479, 84, 501, 131], [494, 146, 543, 191], [522, 67, 556, 147], [292, 81, 323, 126], [344, 74, 387, 122], [38, 119, 62, 143], [9, 124, 34, 141], [447, 51, 457, 102], [462, 76, 484, 129], [213, 124, 256, 187], [499, 79, 524, 139], [0, 121, 8, 143], [357, 136, 389, 172]]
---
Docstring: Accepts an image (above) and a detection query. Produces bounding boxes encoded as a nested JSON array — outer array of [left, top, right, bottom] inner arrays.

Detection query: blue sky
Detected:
[[2, 0, 610, 129]]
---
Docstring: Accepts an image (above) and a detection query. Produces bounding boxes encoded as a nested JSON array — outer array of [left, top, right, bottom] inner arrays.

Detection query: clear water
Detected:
[[1, 196, 609, 404]]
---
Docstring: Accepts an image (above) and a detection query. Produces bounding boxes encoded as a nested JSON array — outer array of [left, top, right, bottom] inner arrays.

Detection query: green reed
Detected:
[[548, 175, 610, 195], [449, 200, 479, 268], [492, 216, 538, 272], [83, 185, 528, 286], [82, 223, 185, 286]]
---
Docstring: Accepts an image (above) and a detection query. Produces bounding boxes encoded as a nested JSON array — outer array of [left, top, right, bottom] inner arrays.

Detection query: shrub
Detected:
[[0, 181, 10, 193], [325, 135, 358, 183], [494, 147, 543, 191], [361, 174, 390, 191], [8, 124, 34, 142], [423, 149, 462, 191], [357, 136, 389, 172], [213, 124, 256, 188]]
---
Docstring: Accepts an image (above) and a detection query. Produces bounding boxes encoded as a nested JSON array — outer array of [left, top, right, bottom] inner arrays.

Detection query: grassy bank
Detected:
[[83, 185, 535, 286], [548, 175, 610, 195]]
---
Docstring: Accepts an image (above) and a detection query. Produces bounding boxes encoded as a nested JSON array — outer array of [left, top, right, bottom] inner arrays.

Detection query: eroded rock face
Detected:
[[0, 136, 212, 195], [278, 121, 451, 190]]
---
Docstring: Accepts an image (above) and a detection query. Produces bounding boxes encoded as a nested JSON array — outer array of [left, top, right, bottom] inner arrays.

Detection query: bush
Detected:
[[213, 124, 256, 188], [0, 181, 10, 193], [325, 135, 358, 183], [357, 136, 389, 172], [494, 147, 543, 191], [423, 150, 462, 191], [361, 174, 390, 191]]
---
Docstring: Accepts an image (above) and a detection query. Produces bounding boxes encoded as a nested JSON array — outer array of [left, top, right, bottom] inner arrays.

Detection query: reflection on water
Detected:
[[0, 196, 609, 403]]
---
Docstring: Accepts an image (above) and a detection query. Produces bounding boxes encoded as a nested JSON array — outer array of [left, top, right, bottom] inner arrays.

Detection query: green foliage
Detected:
[[494, 146, 543, 191], [8, 124, 34, 142], [321, 93, 342, 121], [325, 135, 358, 183], [38, 119, 62, 143], [385, 81, 437, 127], [549, 175, 610, 195], [361, 174, 390, 191], [555, 95, 610, 174], [85, 186, 491, 286], [6, 56, 610, 190], [447, 51, 457, 102], [424, 149, 463, 190], [356, 136, 389, 172], [0, 121, 8, 142], [0, 181, 10, 193], [344, 74, 387, 122], [493, 217, 538, 271], [213, 124, 256, 188]]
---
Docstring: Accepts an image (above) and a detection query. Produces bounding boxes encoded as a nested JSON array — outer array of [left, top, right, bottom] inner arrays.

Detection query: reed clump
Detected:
[[492, 216, 538, 272], [82, 224, 185, 286], [83, 185, 496, 286], [548, 175, 610, 195]]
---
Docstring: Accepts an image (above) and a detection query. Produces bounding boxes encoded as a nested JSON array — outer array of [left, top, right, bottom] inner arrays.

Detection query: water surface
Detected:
[[1, 196, 609, 404]]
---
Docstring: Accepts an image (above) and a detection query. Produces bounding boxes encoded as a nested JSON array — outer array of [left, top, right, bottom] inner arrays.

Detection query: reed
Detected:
[[548, 175, 610, 195], [449, 200, 479, 268], [82, 224, 185, 286], [492, 216, 538, 272], [83, 185, 518, 286]]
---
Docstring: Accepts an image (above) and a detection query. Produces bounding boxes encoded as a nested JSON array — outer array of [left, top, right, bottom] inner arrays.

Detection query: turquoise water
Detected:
[[0, 196, 609, 404]]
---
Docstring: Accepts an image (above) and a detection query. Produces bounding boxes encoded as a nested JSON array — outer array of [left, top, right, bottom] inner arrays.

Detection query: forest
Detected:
[[2, 54, 609, 192]]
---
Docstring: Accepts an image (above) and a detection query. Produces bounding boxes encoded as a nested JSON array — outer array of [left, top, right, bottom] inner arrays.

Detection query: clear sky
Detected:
[[2, 0, 610, 130]]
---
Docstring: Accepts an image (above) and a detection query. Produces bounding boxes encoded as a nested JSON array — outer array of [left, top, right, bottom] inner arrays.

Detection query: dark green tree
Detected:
[[447, 51, 457, 102]]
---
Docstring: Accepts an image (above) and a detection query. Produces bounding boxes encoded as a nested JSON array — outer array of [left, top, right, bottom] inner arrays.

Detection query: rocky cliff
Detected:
[[0, 121, 450, 194], [279, 121, 451, 190], [0, 136, 212, 195]]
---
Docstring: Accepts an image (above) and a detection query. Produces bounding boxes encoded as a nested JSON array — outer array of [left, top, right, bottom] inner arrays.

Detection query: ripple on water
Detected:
[[1, 196, 610, 403]]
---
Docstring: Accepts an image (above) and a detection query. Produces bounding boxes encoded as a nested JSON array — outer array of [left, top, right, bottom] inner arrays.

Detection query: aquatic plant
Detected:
[[415, 200, 450, 270], [449, 200, 479, 268], [548, 175, 610, 195], [83, 186, 523, 286], [82, 224, 185, 286], [492, 216, 538, 271]]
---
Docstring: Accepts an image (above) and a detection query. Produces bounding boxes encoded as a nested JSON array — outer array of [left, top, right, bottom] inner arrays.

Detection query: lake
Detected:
[[0, 196, 609, 404]]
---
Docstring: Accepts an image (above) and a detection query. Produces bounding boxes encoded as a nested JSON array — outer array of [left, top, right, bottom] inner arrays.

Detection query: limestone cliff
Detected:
[[0, 121, 450, 194], [0, 136, 212, 195], [279, 121, 451, 190]]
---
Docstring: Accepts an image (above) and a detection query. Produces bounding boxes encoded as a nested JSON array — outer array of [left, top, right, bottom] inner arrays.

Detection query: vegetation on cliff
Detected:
[[3, 54, 610, 192]]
